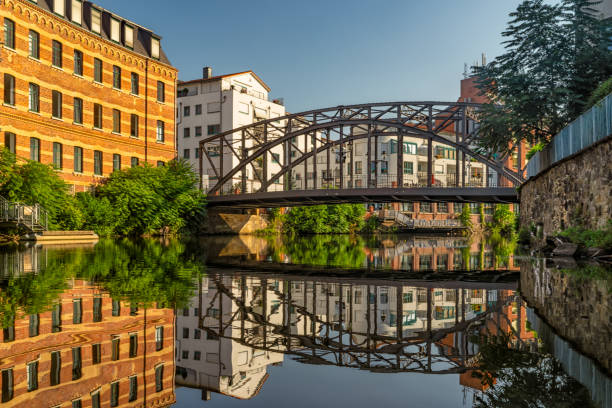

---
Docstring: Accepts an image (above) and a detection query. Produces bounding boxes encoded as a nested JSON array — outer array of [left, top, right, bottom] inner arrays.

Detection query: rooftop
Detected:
[[179, 70, 271, 92]]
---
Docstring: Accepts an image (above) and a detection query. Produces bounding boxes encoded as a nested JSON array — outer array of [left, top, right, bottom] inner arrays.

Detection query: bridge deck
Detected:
[[206, 187, 519, 208]]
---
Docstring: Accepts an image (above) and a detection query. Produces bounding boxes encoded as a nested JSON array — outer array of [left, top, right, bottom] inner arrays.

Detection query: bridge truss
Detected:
[[199, 102, 525, 207]]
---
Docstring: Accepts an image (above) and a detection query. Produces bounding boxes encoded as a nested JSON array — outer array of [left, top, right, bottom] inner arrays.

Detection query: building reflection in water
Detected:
[[177, 272, 534, 404], [0, 279, 176, 407]]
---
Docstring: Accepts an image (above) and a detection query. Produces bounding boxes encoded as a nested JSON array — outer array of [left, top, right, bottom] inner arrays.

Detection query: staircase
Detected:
[[0, 196, 49, 232]]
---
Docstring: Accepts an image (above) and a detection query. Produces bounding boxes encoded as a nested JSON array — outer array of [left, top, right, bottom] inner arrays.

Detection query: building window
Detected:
[[155, 326, 163, 351], [91, 344, 101, 364], [207, 102, 220, 113], [151, 37, 160, 59], [155, 365, 164, 392], [93, 104, 102, 129], [91, 8, 101, 34], [182, 350, 188, 359], [52, 90, 62, 119], [195, 104, 202, 115], [112, 109, 121, 133], [129, 376, 138, 401], [1, 369, 13, 402], [124, 25, 134, 48], [437, 202, 449, 213], [53, 0, 65, 15], [72, 399, 82, 408], [4, 132, 16, 154], [113, 154, 121, 171], [195, 126, 202, 137], [73, 299, 82, 323], [131, 73, 139, 95], [183, 127, 190, 138], [74, 50, 83, 76], [29, 314, 39, 337], [207, 124, 220, 135], [182, 327, 189, 338], [28, 30, 39, 59], [50, 351, 61, 386], [3, 74, 15, 106], [91, 390, 100, 408], [3, 19, 15, 49], [27, 361, 38, 392], [73, 97, 83, 124], [94, 151, 102, 175], [30, 137, 40, 162], [29, 83, 40, 112], [183, 106, 190, 116], [110, 18, 120, 43], [194, 148, 199, 159], [272, 153, 280, 164], [111, 336, 120, 361], [404, 142, 417, 155], [403, 161, 413, 175], [129, 333, 138, 358], [110, 382, 119, 407], [51, 304, 61, 333], [93, 58, 102, 83], [157, 81, 165, 102], [71, 0, 82, 24], [3, 325, 14, 343], [156, 121, 164, 142], [183, 149, 190, 159], [72, 347, 82, 380], [93, 297, 102, 322], [420, 202, 432, 213], [52, 40, 63, 68], [131, 157, 139, 167], [194, 351, 201, 361], [74, 147, 83, 173], [130, 114, 139, 138], [52, 142, 62, 169], [112, 299, 120, 316], [113, 66, 121, 89]]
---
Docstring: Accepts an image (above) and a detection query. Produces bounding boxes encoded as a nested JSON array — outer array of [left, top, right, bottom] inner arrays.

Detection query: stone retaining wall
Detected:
[[519, 137, 612, 237]]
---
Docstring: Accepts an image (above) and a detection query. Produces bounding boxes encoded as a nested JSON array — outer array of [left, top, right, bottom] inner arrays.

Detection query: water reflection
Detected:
[[0, 238, 608, 408]]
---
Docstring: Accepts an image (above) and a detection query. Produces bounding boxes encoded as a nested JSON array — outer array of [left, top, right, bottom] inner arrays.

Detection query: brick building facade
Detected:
[[0, 0, 177, 192], [0, 280, 176, 407]]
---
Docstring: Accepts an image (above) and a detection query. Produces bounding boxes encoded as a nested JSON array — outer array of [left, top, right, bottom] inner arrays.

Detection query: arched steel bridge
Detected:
[[199, 102, 525, 208]]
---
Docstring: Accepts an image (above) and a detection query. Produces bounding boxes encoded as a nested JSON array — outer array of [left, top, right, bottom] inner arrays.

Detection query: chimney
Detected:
[[203, 67, 212, 79]]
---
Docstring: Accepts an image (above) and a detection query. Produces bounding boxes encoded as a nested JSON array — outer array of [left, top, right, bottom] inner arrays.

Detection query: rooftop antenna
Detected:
[[482, 53, 487, 66], [463, 63, 469, 78]]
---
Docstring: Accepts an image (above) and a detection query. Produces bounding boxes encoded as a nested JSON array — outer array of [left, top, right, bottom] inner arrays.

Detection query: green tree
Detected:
[[474, 0, 612, 153], [283, 204, 365, 234]]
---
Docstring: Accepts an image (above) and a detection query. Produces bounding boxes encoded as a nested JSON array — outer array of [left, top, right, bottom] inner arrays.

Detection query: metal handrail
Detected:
[[0, 196, 49, 231]]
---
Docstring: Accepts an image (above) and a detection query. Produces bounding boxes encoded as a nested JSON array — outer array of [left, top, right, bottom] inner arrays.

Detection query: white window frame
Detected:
[[53, 0, 65, 16], [91, 8, 101, 34], [71, 0, 82, 24], [151, 37, 160, 59], [124, 25, 134, 48], [110, 18, 120, 43]]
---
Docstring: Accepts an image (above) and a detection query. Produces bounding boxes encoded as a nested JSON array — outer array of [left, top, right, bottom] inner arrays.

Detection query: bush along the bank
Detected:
[[0, 149, 206, 237], [558, 220, 612, 252], [282, 204, 366, 234]]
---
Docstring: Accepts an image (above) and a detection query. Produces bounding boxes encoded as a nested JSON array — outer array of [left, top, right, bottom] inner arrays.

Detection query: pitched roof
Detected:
[[179, 71, 271, 92]]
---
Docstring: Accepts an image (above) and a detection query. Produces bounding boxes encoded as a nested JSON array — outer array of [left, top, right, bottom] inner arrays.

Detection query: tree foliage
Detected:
[[474, 0, 612, 153], [282, 204, 366, 234]]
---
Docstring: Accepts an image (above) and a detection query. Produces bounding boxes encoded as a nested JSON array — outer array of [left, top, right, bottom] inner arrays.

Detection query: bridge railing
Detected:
[[0, 196, 49, 231], [210, 172, 504, 196], [527, 92, 612, 179]]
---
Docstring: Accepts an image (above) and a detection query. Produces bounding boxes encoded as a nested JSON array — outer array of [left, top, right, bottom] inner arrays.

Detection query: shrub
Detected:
[[584, 76, 612, 111], [283, 204, 365, 234], [558, 220, 612, 250], [526, 142, 546, 160], [459, 204, 473, 229]]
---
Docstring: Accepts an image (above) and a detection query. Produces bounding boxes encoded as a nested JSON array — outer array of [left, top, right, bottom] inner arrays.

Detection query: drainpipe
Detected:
[[145, 59, 149, 163]]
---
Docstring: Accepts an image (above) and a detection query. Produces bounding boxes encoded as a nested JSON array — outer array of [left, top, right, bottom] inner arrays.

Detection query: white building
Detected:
[[176, 68, 287, 192]]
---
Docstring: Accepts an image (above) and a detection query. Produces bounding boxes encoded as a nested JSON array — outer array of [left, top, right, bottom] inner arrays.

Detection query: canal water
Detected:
[[0, 235, 609, 408]]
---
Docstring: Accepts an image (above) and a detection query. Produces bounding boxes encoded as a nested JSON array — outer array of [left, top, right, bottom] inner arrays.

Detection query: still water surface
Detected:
[[0, 235, 609, 408]]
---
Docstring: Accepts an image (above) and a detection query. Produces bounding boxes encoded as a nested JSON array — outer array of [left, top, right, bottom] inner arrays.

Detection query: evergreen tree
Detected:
[[474, 0, 612, 154]]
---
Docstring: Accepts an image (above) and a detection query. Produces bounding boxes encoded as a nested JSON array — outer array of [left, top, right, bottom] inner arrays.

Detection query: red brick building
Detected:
[[0, 280, 176, 407], [1, 0, 177, 192]]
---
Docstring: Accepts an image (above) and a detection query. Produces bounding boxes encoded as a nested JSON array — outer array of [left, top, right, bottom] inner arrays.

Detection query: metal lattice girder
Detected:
[[199, 102, 525, 197]]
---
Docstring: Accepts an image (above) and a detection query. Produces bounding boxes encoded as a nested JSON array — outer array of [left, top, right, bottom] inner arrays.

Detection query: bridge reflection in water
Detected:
[[177, 272, 524, 402]]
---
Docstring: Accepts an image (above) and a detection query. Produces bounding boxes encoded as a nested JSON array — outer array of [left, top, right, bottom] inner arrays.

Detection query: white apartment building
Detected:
[[176, 68, 287, 192]]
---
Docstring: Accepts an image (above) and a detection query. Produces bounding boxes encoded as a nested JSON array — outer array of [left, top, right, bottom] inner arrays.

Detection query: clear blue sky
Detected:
[[97, 0, 522, 113]]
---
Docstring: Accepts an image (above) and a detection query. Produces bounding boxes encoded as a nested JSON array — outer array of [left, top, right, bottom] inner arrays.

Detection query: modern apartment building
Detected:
[[0, 280, 175, 407], [177, 68, 286, 191], [0, 0, 177, 192]]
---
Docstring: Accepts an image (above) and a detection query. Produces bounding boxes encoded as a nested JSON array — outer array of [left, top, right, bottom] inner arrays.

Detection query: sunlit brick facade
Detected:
[[0, 0, 177, 192]]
